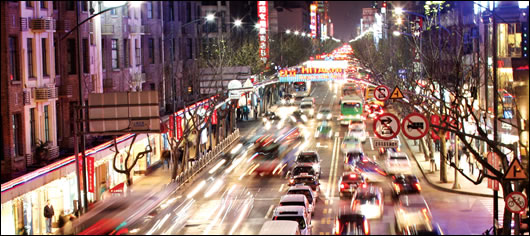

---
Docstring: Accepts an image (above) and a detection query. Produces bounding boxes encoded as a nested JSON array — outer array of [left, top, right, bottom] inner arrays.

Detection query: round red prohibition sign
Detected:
[[505, 192, 528, 214], [373, 113, 401, 140], [374, 85, 391, 101], [401, 112, 429, 140]]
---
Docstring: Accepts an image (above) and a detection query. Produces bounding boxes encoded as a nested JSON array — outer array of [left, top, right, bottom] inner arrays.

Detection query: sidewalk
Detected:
[[401, 134, 501, 198]]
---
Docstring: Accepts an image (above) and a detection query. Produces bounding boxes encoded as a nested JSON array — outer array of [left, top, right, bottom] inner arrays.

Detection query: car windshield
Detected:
[[297, 154, 318, 163], [320, 109, 331, 114], [343, 102, 361, 109], [301, 104, 312, 109], [294, 177, 316, 185], [351, 128, 363, 132], [293, 167, 316, 176], [318, 126, 332, 133], [347, 152, 364, 163], [273, 216, 306, 230], [287, 190, 313, 204], [390, 155, 408, 160], [344, 137, 360, 143], [357, 195, 378, 205], [280, 201, 305, 207]]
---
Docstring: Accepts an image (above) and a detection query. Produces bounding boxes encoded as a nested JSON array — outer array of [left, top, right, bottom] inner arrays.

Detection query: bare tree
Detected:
[[111, 134, 152, 190]]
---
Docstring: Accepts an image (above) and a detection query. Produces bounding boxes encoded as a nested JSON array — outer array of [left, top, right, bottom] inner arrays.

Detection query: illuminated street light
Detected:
[[294, 30, 299, 35], [301, 32, 306, 36], [395, 7, 404, 15], [396, 17, 403, 25], [234, 19, 242, 27], [393, 30, 402, 36], [254, 23, 260, 29], [286, 29, 291, 34], [206, 13, 215, 22]]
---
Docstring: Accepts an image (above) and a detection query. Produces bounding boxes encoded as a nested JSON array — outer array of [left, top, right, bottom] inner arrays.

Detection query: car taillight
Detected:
[[421, 208, 430, 220], [334, 219, 340, 234], [352, 200, 360, 209], [289, 179, 294, 184], [362, 159, 368, 163], [414, 183, 422, 191], [376, 199, 380, 205], [362, 183, 367, 188], [363, 219, 370, 235], [341, 183, 347, 189]]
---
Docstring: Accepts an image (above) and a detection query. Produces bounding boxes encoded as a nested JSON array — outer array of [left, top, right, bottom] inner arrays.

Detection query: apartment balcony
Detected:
[[59, 84, 73, 98], [102, 24, 114, 35], [34, 86, 58, 101], [129, 25, 145, 34], [29, 17, 55, 32], [133, 73, 146, 84]]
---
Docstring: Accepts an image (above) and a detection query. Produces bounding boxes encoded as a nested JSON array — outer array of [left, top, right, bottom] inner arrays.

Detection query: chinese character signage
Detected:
[[258, 1, 269, 64], [310, 4, 317, 38], [87, 156, 95, 193], [176, 116, 183, 140]]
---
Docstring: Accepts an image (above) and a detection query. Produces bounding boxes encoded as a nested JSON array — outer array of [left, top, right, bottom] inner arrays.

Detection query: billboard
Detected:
[[88, 91, 160, 134], [258, 1, 269, 64], [310, 4, 317, 38]]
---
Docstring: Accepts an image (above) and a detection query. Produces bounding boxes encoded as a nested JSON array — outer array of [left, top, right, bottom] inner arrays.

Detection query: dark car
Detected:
[[391, 174, 421, 199], [288, 174, 321, 193], [290, 110, 308, 124], [333, 207, 370, 235], [281, 94, 295, 105], [338, 172, 365, 198], [289, 163, 319, 179]]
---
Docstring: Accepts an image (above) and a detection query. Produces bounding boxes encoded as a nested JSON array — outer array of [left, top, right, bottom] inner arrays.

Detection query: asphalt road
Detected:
[[124, 82, 497, 235]]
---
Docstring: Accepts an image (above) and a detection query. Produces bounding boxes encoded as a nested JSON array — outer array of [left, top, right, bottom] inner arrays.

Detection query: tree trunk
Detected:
[[501, 181, 513, 235], [420, 137, 429, 162], [171, 150, 178, 181], [439, 131, 448, 183]]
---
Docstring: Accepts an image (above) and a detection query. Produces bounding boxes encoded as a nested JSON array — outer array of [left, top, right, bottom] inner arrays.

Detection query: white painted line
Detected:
[[326, 137, 338, 197], [278, 184, 284, 192], [331, 137, 341, 199], [264, 204, 275, 219], [335, 132, 340, 137], [369, 137, 374, 151]]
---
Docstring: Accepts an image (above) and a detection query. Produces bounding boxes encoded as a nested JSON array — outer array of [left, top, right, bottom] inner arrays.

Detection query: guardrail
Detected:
[[175, 129, 240, 185]]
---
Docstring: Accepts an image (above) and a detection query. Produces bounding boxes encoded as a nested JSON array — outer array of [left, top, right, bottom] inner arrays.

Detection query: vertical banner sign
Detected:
[[169, 115, 175, 138], [176, 116, 183, 140], [78, 156, 84, 191], [212, 109, 218, 125], [87, 156, 95, 193], [310, 4, 317, 38], [487, 152, 500, 191], [257, 1, 269, 64]]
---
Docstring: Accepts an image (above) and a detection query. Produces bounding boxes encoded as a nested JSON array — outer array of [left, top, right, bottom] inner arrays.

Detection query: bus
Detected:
[[293, 81, 312, 98], [340, 82, 362, 103], [340, 95, 364, 125]]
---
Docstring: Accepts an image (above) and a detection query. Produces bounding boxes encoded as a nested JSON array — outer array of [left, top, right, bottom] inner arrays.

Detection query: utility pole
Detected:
[[492, 7, 499, 235]]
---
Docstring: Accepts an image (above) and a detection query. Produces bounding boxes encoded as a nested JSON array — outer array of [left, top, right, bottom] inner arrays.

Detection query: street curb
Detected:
[[401, 133, 501, 199]]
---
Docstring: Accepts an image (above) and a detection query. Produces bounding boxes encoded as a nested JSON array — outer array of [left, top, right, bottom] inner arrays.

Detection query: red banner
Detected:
[[169, 115, 175, 138], [310, 4, 317, 38], [176, 116, 183, 139], [212, 109, 218, 125], [78, 156, 83, 191], [487, 152, 500, 191], [87, 156, 95, 193], [257, 1, 269, 64]]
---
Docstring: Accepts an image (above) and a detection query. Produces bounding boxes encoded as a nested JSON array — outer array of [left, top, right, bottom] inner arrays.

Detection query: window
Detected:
[[53, 1, 57, 10], [56, 101, 61, 141], [101, 39, 106, 70], [67, 39, 76, 74], [186, 2, 192, 22], [148, 38, 154, 64], [168, 2, 174, 21], [42, 38, 48, 76], [147, 1, 153, 19], [54, 40, 58, 75], [8, 36, 19, 81], [83, 38, 89, 73], [124, 39, 129, 67], [12, 114, 22, 156], [44, 105, 50, 142], [123, 5, 129, 17], [66, 1, 74, 11], [111, 39, 119, 69], [186, 38, 193, 59], [110, 8, 116, 15], [81, 1, 88, 11], [150, 83, 155, 90], [26, 1, 33, 8], [41, 1, 47, 9], [136, 39, 141, 65], [27, 38, 34, 78], [221, 12, 227, 33], [30, 108, 36, 148]]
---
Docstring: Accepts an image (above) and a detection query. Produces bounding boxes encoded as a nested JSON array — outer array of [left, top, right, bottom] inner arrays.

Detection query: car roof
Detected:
[[280, 194, 308, 203], [299, 151, 318, 155], [347, 148, 364, 154], [293, 163, 315, 168], [273, 206, 306, 216], [293, 174, 317, 179], [390, 152, 408, 157], [398, 194, 428, 207], [287, 185, 313, 191]]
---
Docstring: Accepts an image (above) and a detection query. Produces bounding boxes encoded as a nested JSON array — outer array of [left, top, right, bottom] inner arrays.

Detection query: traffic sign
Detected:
[[503, 158, 527, 180], [505, 192, 528, 214], [372, 138, 399, 148], [373, 113, 401, 140], [487, 152, 500, 191], [390, 86, 404, 99], [401, 113, 429, 140], [374, 85, 391, 101]]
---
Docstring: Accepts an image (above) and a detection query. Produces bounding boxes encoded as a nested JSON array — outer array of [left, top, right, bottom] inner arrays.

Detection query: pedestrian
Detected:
[[99, 181, 107, 201], [58, 210, 67, 235], [236, 108, 241, 121], [43, 200, 54, 234], [254, 105, 258, 119], [243, 106, 249, 121]]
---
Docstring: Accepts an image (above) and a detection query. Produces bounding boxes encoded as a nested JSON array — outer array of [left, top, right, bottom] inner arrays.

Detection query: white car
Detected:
[[301, 97, 315, 104], [385, 152, 412, 175], [287, 185, 317, 206], [348, 127, 368, 143], [351, 184, 384, 219], [348, 119, 366, 131], [299, 102, 315, 118], [341, 136, 362, 154], [395, 194, 433, 233], [279, 194, 313, 219], [316, 108, 332, 120], [272, 206, 313, 235]]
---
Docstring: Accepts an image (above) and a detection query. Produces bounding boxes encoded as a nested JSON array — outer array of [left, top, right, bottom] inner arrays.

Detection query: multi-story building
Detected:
[[1, 1, 61, 182], [54, 1, 103, 153], [201, 1, 231, 40], [277, 1, 311, 33]]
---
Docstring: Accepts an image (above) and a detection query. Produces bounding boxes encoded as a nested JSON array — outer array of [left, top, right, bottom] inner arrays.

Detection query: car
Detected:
[[333, 207, 370, 235], [351, 184, 384, 219], [385, 152, 412, 175], [346, 152, 388, 183], [272, 206, 313, 235], [316, 108, 333, 120], [391, 174, 421, 199], [348, 126, 368, 143], [290, 110, 309, 124], [344, 149, 365, 170], [341, 136, 362, 154], [394, 210, 441, 235], [279, 194, 313, 218], [289, 163, 319, 179], [287, 185, 317, 208], [259, 220, 301, 235], [295, 151, 322, 177], [379, 147, 399, 158], [395, 194, 432, 232], [315, 121, 333, 139], [288, 174, 321, 195], [348, 119, 366, 131], [301, 97, 315, 104], [299, 102, 315, 118], [281, 94, 295, 105], [338, 172, 365, 198]]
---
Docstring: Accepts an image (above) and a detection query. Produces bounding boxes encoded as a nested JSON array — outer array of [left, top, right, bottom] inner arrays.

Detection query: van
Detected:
[[259, 220, 301, 235]]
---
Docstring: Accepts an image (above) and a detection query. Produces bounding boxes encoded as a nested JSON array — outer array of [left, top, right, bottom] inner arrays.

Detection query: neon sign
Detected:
[[258, 1, 269, 64]]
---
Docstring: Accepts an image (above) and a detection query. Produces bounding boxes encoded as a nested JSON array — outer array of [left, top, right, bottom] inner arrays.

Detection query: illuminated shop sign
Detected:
[[310, 4, 317, 38], [258, 1, 269, 64], [278, 67, 344, 76]]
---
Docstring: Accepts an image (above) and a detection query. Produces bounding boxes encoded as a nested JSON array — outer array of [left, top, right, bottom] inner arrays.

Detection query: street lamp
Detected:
[[301, 32, 306, 37], [206, 13, 215, 22], [286, 29, 291, 34], [294, 30, 299, 35], [234, 19, 242, 27]]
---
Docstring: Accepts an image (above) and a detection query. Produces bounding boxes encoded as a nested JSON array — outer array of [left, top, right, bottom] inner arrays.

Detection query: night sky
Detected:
[[328, 1, 373, 41]]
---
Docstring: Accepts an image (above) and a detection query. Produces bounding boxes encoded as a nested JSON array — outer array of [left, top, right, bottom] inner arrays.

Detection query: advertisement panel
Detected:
[[310, 4, 317, 38], [258, 1, 269, 64], [176, 116, 183, 140], [87, 156, 95, 193]]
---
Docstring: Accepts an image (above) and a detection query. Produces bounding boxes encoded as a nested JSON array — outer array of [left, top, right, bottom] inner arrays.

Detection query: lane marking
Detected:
[[330, 137, 342, 200], [335, 131, 340, 137], [278, 184, 284, 192], [326, 137, 338, 197], [370, 137, 374, 151], [264, 204, 275, 219], [326, 232, 331, 235], [323, 208, 328, 214], [328, 208, 332, 214], [320, 233, 324, 235], [325, 200, 329, 205], [327, 218, 332, 224]]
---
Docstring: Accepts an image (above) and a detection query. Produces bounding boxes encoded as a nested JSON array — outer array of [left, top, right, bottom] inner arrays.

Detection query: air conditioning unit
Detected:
[[35, 86, 58, 100], [29, 18, 55, 32]]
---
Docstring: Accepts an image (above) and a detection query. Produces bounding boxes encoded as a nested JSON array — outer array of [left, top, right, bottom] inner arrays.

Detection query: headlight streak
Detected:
[[209, 159, 227, 174], [187, 180, 206, 199], [204, 179, 224, 198], [224, 156, 244, 174], [228, 199, 252, 235], [146, 213, 171, 235], [231, 143, 243, 154]]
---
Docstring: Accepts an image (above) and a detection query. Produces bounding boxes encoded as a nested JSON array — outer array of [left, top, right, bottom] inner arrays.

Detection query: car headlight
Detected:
[[281, 99, 286, 104], [316, 113, 323, 119], [290, 116, 297, 122], [262, 118, 267, 122], [327, 114, 332, 119], [310, 110, 314, 115], [313, 164, 320, 171], [301, 115, 308, 122]]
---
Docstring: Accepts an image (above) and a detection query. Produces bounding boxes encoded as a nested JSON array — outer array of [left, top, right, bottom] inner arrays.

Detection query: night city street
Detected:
[[1, 1, 529, 235]]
